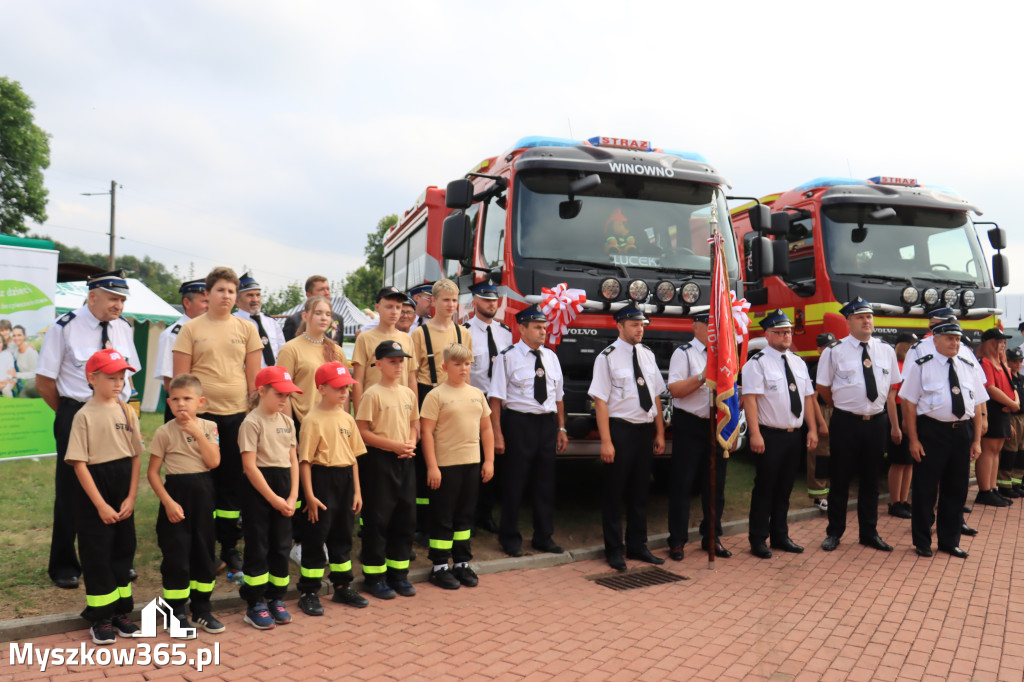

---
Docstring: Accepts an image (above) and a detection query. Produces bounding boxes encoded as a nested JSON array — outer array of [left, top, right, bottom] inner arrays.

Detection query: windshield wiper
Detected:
[[532, 256, 628, 278], [913, 273, 979, 286], [859, 274, 912, 284]]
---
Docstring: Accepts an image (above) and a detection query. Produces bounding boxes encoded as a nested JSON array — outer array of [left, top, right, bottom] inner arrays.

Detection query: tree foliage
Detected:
[[0, 78, 51, 235], [342, 214, 396, 310], [262, 282, 305, 315]]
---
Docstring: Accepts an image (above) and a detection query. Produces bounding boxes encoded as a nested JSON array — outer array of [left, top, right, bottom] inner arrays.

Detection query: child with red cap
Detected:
[[66, 349, 144, 645], [238, 366, 303, 630], [296, 362, 368, 616]]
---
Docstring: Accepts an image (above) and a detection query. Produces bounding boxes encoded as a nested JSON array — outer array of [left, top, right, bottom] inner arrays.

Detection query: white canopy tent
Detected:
[[280, 295, 372, 338]]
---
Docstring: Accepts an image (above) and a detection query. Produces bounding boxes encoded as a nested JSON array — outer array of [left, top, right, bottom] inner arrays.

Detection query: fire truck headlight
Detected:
[[942, 289, 959, 307], [655, 281, 676, 303], [628, 280, 649, 302], [680, 281, 701, 305], [901, 287, 919, 305], [600, 278, 621, 301], [961, 289, 976, 308], [922, 288, 939, 306]]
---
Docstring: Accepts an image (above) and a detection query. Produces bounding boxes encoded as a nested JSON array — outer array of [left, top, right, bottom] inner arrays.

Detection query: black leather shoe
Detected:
[[626, 547, 665, 565], [668, 546, 684, 561], [859, 535, 893, 552], [914, 546, 933, 557], [701, 538, 733, 558], [961, 524, 979, 536], [770, 538, 804, 554], [476, 516, 499, 533], [963, 504, 972, 514], [750, 542, 772, 559], [606, 554, 627, 571], [888, 503, 912, 519], [938, 545, 968, 559], [53, 576, 79, 589], [128, 568, 138, 582], [531, 540, 565, 554], [502, 545, 523, 558], [821, 536, 840, 551]]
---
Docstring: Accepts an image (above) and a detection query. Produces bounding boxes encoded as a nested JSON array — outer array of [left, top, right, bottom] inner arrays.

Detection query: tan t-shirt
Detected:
[[352, 328, 415, 391], [420, 382, 491, 467], [276, 336, 347, 422], [238, 409, 297, 468], [411, 322, 473, 386], [149, 418, 220, 474], [355, 383, 419, 443], [65, 400, 144, 465], [298, 406, 366, 467], [173, 314, 263, 415]]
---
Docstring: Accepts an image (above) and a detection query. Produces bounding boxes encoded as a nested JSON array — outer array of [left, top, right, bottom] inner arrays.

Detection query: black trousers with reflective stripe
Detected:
[[602, 420, 654, 556], [428, 463, 478, 565], [912, 417, 971, 551], [298, 464, 355, 593], [499, 410, 557, 552], [667, 411, 727, 548], [240, 467, 293, 606], [74, 458, 136, 622], [200, 411, 245, 551], [415, 384, 435, 533], [359, 447, 415, 580], [157, 472, 217, 615], [826, 410, 888, 539], [49, 398, 84, 582], [748, 428, 801, 544]]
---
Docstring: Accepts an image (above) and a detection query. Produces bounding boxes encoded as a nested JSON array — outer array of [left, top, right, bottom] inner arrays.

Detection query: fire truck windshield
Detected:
[[514, 170, 738, 279], [822, 205, 989, 287]]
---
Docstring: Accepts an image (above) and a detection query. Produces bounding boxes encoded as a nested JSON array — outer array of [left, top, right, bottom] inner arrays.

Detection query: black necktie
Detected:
[[633, 346, 653, 412], [860, 341, 878, 402], [99, 320, 110, 350], [949, 359, 966, 419], [531, 349, 547, 405], [251, 313, 276, 366], [487, 326, 498, 379], [783, 355, 802, 417]]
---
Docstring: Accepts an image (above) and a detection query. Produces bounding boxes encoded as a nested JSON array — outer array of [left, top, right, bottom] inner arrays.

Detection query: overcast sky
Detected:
[[3, 1, 1021, 303]]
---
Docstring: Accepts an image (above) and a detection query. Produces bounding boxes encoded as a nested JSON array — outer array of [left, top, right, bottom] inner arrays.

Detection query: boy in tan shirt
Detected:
[[352, 286, 416, 413], [421, 343, 494, 590], [148, 374, 222, 636]]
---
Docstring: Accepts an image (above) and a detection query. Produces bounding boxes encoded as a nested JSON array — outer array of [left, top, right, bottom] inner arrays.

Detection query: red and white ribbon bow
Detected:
[[730, 290, 751, 343], [540, 283, 587, 346]]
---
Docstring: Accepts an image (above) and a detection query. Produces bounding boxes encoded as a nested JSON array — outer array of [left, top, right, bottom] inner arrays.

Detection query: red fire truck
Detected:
[[731, 175, 1009, 359], [383, 136, 766, 454]]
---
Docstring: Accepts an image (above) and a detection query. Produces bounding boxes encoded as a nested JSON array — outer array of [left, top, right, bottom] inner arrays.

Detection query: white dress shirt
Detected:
[[588, 337, 666, 424], [905, 335, 987, 387], [464, 316, 513, 393], [153, 314, 190, 381], [741, 345, 814, 430], [816, 336, 901, 415], [668, 338, 712, 418], [234, 309, 286, 368], [37, 305, 139, 402], [899, 351, 988, 421], [488, 340, 564, 414]]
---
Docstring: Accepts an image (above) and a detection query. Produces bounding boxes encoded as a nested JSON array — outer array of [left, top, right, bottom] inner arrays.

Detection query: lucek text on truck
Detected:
[[731, 176, 1009, 358], [383, 135, 759, 455]]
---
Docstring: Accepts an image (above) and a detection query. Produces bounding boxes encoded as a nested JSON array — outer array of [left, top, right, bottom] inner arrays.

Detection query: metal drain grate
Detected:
[[587, 566, 689, 591]]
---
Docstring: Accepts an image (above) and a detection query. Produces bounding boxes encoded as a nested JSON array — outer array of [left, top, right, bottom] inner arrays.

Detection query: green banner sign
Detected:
[[0, 279, 53, 315], [0, 398, 56, 460]]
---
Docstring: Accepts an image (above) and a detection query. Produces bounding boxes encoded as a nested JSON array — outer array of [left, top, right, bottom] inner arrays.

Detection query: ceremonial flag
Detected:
[[706, 212, 741, 450]]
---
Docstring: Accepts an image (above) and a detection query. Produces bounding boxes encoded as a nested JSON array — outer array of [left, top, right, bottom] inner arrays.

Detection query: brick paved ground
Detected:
[[4, 489, 1024, 681]]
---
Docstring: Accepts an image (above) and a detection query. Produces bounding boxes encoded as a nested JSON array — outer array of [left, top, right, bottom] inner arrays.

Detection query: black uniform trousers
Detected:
[[415, 383, 435, 534], [428, 463, 479, 566], [359, 447, 416, 582], [748, 427, 801, 544], [476, 443, 499, 526], [602, 419, 655, 556], [49, 397, 85, 582], [826, 409, 888, 540], [667, 411, 727, 548], [499, 410, 557, 552], [157, 472, 217, 616], [291, 416, 307, 543], [199, 411, 245, 552], [912, 416, 972, 551], [297, 464, 355, 594], [240, 467, 293, 606], [74, 458, 136, 623]]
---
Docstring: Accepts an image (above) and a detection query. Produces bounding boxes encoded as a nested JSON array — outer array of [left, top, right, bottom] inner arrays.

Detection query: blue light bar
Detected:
[[662, 148, 708, 163], [510, 136, 582, 150], [922, 183, 960, 197], [793, 177, 871, 193]]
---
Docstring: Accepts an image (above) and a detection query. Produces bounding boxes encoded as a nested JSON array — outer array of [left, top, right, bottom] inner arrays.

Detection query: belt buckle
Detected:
[[861, 415, 871, 421]]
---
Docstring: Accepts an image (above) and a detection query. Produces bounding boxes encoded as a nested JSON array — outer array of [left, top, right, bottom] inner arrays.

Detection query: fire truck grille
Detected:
[[588, 566, 689, 591]]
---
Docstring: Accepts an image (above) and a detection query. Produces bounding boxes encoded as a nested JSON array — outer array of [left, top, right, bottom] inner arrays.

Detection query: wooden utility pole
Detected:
[[108, 180, 117, 268]]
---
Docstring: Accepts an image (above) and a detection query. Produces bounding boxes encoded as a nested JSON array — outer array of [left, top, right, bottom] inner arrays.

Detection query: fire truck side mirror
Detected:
[[442, 213, 473, 262], [772, 239, 790, 279], [988, 226, 1007, 250], [992, 253, 1009, 288], [748, 204, 771, 232], [751, 235, 775, 279], [770, 212, 791, 237], [445, 179, 475, 210]]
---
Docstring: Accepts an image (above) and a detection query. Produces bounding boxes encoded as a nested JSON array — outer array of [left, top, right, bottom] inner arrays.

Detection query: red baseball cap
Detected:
[[85, 348, 137, 375], [255, 366, 303, 394], [315, 362, 357, 388]]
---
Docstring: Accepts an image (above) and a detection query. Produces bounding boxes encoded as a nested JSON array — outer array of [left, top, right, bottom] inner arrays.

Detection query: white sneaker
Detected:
[[813, 498, 828, 512]]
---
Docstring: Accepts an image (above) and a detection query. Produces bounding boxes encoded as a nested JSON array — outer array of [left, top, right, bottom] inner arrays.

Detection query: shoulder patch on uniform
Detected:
[[462, 322, 471, 329], [640, 343, 652, 352], [750, 351, 764, 361], [117, 317, 131, 327], [500, 345, 515, 355], [170, 324, 182, 334], [679, 342, 692, 351], [961, 358, 974, 367], [828, 340, 841, 348], [916, 354, 933, 365], [911, 340, 922, 349], [56, 312, 76, 326], [498, 322, 511, 331], [601, 345, 616, 356]]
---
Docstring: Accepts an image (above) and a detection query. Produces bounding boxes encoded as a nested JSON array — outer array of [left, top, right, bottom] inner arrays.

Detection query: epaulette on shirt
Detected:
[[497, 321, 511, 331], [641, 343, 652, 352], [916, 354, 933, 365], [500, 345, 515, 355], [56, 312, 76, 327], [911, 340, 922, 349], [828, 340, 841, 349], [462, 322, 471, 329], [170, 324, 182, 334], [601, 345, 616, 356], [679, 342, 692, 351], [750, 351, 764, 361], [961, 357, 974, 367]]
